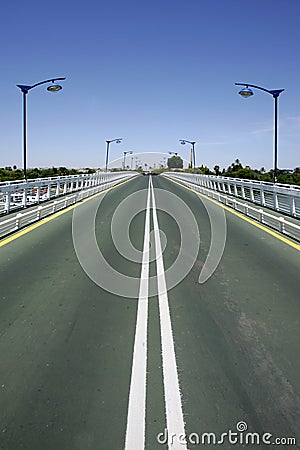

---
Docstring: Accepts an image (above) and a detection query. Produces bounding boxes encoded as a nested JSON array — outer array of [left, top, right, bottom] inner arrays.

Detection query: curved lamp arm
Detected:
[[106, 138, 123, 144], [235, 82, 284, 98], [180, 139, 196, 145], [17, 77, 66, 94]]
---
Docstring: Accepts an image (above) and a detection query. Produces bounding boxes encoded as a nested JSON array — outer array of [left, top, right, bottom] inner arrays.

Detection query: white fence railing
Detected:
[[0, 172, 138, 239], [163, 173, 300, 242], [0, 172, 133, 215], [164, 173, 300, 218]]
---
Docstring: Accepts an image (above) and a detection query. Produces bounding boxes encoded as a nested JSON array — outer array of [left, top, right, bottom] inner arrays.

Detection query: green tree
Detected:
[[198, 165, 211, 174], [167, 156, 183, 169], [214, 165, 220, 175]]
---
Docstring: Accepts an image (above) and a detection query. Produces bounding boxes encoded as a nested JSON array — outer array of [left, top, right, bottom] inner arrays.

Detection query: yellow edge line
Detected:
[[167, 177, 300, 251], [0, 176, 137, 248]]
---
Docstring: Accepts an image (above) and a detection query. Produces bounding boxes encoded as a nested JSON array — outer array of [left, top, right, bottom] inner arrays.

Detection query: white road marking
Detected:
[[150, 177, 188, 450], [124, 177, 151, 450], [125, 176, 187, 449]]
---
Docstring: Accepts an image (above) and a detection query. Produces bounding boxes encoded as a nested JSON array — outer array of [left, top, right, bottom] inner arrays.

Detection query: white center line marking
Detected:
[[150, 176, 188, 450], [124, 177, 151, 450]]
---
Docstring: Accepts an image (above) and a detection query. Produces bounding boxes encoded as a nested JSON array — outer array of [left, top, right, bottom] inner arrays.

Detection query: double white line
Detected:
[[124, 176, 187, 450]]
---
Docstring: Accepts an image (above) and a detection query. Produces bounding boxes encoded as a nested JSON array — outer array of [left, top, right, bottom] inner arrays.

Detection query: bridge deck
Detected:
[[0, 175, 299, 449]]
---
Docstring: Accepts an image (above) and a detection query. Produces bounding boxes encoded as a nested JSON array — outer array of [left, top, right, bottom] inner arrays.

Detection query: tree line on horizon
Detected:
[[1, 160, 299, 185], [0, 166, 96, 181], [166, 156, 300, 185]]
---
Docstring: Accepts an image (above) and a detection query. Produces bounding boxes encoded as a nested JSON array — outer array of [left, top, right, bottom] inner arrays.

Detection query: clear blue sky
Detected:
[[0, 0, 299, 171]]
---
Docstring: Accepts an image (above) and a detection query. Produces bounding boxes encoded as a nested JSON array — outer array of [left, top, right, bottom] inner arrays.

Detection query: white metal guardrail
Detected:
[[163, 173, 300, 242], [164, 173, 300, 218], [0, 172, 131, 214], [0, 172, 138, 239]]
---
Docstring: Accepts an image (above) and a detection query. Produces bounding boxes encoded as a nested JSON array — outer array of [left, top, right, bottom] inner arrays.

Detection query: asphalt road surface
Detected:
[[0, 174, 299, 450]]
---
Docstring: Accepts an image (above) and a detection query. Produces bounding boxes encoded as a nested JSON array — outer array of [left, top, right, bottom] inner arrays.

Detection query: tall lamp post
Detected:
[[180, 140, 196, 170], [123, 151, 133, 170], [235, 82, 284, 183], [105, 138, 122, 172], [16, 77, 66, 180]]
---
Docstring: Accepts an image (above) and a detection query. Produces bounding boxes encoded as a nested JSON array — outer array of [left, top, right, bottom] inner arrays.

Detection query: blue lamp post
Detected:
[[180, 140, 196, 170], [235, 82, 284, 183], [180, 139, 196, 171], [105, 138, 122, 172], [16, 77, 66, 180]]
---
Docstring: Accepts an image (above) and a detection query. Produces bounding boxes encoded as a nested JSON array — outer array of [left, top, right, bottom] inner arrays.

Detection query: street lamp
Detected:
[[123, 151, 133, 170], [180, 140, 196, 170], [16, 77, 66, 180], [105, 138, 122, 172], [131, 155, 137, 170], [235, 82, 285, 183]]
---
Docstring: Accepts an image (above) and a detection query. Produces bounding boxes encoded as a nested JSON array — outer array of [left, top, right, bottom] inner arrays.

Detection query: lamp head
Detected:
[[47, 84, 63, 92], [238, 87, 254, 98]]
